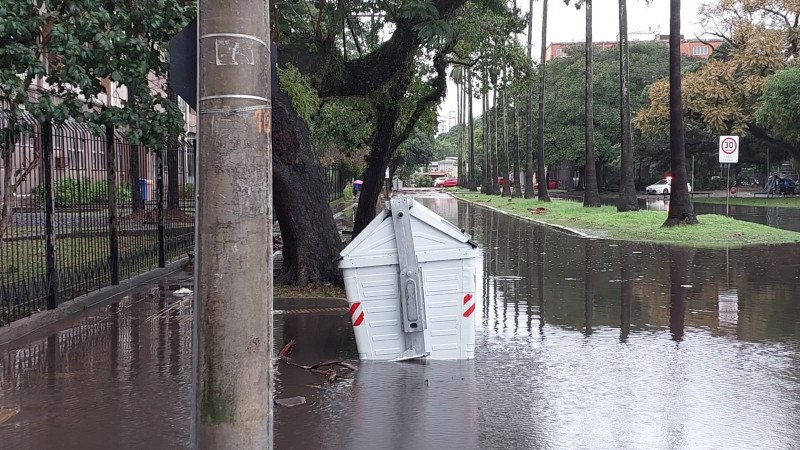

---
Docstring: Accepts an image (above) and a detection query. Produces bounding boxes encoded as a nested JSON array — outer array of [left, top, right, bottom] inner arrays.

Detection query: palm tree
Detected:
[[501, 75, 511, 197], [583, 0, 601, 207], [664, 0, 698, 225], [616, 0, 639, 211], [536, 0, 551, 201], [482, 80, 493, 193], [468, 68, 476, 190], [512, 92, 522, 197], [524, 0, 535, 198]]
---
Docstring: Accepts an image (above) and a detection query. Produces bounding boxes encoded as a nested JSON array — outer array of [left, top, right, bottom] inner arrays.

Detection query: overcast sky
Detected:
[[437, 0, 712, 130]]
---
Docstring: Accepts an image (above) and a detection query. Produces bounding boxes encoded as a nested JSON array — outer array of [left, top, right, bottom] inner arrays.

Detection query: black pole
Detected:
[[106, 125, 120, 285], [42, 121, 59, 309], [157, 151, 166, 267]]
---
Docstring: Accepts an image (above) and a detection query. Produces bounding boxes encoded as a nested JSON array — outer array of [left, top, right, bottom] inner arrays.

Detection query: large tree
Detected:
[[617, 0, 638, 211], [664, 0, 697, 226], [536, 0, 551, 201], [636, 0, 800, 163], [581, 0, 600, 207], [0, 1, 190, 240]]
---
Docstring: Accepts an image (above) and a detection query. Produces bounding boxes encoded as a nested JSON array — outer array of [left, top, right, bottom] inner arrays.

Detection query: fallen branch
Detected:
[[278, 339, 357, 381]]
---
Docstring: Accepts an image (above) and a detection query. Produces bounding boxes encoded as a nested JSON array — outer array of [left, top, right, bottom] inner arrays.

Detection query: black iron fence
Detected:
[[1, 114, 195, 325], [325, 165, 348, 202]]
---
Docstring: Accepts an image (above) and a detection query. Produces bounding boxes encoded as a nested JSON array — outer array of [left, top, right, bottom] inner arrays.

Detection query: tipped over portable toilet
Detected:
[[339, 196, 480, 360]]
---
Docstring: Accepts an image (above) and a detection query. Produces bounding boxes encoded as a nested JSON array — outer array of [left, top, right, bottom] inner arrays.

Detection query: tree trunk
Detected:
[[583, 0, 601, 207], [491, 89, 501, 195], [617, 0, 639, 212], [166, 88, 180, 210], [129, 144, 144, 211], [513, 94, 522, 197], [524, 0, 536, 198], [468, 70, 476, 190], [0, 125, 16, 241], [501, 88, 511, 197], [537, 0, 551, 201], [664, 0, 698, 226], [482, 91, 492, 193], [272, 89, 343, 286]]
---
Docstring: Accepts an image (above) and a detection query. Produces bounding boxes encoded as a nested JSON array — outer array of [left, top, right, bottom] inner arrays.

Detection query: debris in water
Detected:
[[275, 396, 306, 407], [279, 342, 356, 382], [0, 407, 20, 425], [173, 287, 193, 296]]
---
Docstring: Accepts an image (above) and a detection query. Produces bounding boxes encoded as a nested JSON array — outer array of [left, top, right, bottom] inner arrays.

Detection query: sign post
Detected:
[[719, 136, 739, 217]]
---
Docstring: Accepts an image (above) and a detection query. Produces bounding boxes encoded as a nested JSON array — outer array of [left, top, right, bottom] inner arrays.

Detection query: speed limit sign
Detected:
[[719, 136, 739, 163]]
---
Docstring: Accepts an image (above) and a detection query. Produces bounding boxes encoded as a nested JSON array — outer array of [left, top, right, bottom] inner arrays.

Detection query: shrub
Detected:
[[342, 183, 354, 201], [413, 173, 433, 187], [88, 180, 132, 204], [33, 178, 92, 207]]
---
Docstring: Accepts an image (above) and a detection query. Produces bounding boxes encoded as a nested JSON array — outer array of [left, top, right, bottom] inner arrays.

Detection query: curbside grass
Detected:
[[451, 190, 800, 248]]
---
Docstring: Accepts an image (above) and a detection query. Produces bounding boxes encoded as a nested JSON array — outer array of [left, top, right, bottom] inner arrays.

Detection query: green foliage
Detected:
[[1, 1, 194, 150], [540, 42, 685, 166], [34, 178, 131, 207], [278, 63, 321, 124], [314, 98, 374, 155], [756, 67, 800, 142], [342, 183, 354, 202], [394, 126, 437, 181], [413, 173, 434, 187]]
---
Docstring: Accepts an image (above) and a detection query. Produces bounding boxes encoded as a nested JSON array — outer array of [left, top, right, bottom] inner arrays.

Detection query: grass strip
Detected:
[[692, 196, 800, 209], [450, 190, 800, 247]]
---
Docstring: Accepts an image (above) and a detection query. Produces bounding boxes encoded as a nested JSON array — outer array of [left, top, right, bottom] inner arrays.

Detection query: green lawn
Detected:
[[692, 196, 800, 209], [451, 190, 800, 247]]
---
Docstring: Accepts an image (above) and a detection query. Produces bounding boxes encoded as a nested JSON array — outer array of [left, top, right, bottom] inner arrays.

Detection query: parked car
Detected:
[[434, 177, 458, 187], [646, 178, 691, 194]]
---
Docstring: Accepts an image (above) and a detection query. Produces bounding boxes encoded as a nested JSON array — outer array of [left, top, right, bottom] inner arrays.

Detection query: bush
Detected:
[[342, 183, 354, 201], [90, 180, 132, 204], [33, 178, 92, 207], [413, 173, 433, 187]]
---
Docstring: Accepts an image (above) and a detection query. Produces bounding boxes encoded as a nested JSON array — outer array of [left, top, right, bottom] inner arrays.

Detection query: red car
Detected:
[[434, 177, 458, 187]]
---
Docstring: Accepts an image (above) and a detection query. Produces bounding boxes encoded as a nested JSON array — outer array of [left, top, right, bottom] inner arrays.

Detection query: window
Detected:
[[555, 48, 564, 57], [692, 46, 709, 56]]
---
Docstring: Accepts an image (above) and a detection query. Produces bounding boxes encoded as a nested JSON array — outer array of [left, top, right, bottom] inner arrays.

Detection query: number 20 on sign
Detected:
[[719, 135, 739, 163]]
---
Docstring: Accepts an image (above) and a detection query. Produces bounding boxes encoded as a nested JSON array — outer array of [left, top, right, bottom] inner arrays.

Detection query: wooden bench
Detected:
[[690, 191, 712, 198]]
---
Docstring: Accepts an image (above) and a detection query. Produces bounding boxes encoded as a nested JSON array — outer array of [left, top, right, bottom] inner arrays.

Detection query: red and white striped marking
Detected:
[[349, 301, 365, 326], [462, 293, 475, 318]]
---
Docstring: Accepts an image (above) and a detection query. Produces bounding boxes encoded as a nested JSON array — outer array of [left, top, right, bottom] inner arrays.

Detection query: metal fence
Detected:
[[325, 165, 347, 202], [0, 114, 195, 325]]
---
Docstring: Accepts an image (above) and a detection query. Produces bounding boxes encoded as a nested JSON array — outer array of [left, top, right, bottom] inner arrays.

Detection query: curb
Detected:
[[0, 259, 188, 348], [274, 297, 348, 309], [450, 193, 595, 239]]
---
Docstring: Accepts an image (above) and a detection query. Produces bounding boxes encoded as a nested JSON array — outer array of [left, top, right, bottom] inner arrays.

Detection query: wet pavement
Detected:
[[2, 192, 800, 448]]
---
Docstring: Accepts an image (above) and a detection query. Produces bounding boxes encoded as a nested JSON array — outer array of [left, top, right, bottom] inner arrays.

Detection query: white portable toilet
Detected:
[[339, 196, 480, 360]]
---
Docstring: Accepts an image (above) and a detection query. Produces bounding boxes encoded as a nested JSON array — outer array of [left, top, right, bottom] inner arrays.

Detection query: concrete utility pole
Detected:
[[194, 1, 273, 448]]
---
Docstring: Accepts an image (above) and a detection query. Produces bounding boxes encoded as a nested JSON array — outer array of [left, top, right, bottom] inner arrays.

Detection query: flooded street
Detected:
[[2, 193, 800, 448]]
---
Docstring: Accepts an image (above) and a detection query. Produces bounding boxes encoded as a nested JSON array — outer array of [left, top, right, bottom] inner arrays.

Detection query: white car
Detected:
[[646, 178, 691, 195]]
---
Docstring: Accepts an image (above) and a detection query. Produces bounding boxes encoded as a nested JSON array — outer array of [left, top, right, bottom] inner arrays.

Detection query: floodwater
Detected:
[[638, 197, 800, 232], [1, 193, 800, 449]]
